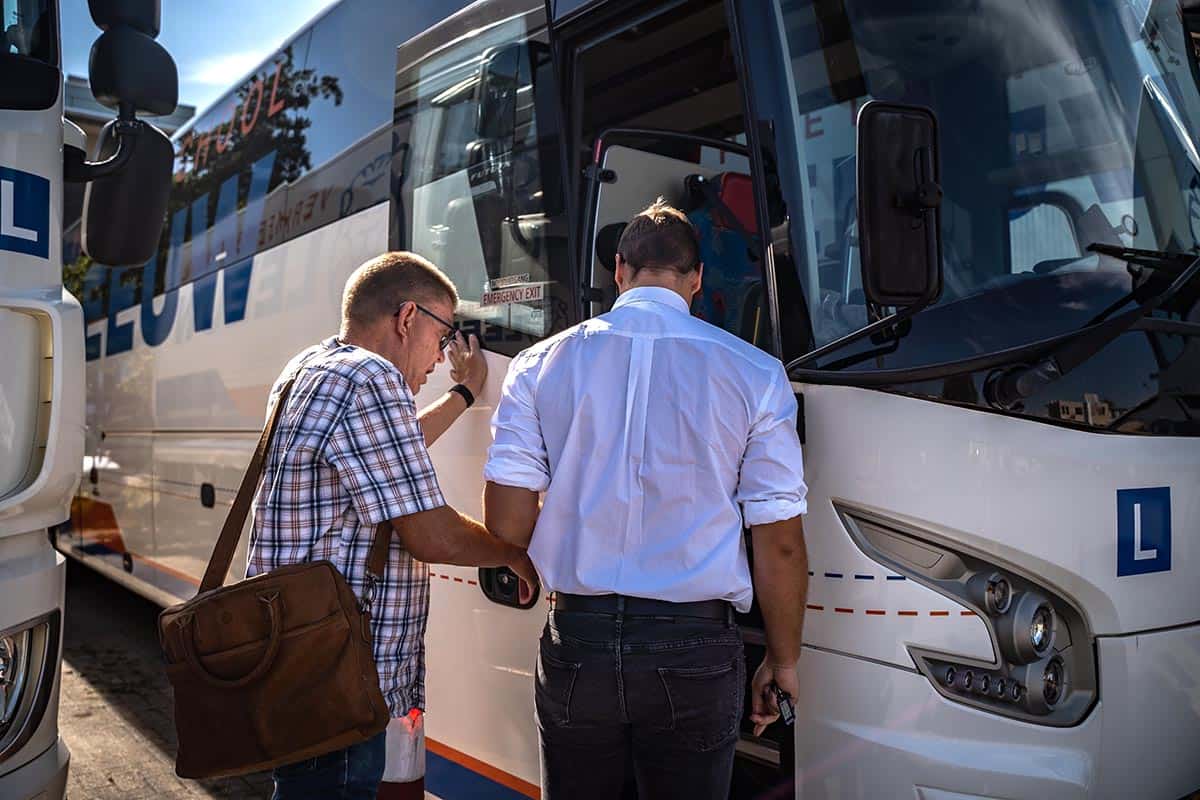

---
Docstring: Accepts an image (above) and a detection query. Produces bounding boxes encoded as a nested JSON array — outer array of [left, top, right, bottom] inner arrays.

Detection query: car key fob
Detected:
[[770, 682, 795, 727]]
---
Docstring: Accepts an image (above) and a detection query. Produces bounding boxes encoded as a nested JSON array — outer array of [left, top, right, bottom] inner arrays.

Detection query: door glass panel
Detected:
[[392, 12, 574, 357]]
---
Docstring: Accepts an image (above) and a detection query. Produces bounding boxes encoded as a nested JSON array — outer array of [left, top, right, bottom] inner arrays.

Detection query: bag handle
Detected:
[[198, 373, 393, 594], [179, 591, 284, 689]]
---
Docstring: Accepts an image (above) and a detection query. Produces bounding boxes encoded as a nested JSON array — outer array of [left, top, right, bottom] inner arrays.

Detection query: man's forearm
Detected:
[[483, 481, 540, 548], [417, 390, 469, 448], [751, 516, 809, 666], [393, 506, 522, 567]]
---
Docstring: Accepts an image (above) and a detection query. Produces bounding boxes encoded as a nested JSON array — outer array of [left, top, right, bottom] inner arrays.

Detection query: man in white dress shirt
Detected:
[[483, 199, 809, 799]]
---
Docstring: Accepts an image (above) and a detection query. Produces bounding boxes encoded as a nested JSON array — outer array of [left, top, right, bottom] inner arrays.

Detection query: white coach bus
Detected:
[[61, 0, 1199, 797]]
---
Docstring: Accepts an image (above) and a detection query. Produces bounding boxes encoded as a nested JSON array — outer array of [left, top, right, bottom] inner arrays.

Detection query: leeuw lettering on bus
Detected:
[[85, 150, 276, 361]]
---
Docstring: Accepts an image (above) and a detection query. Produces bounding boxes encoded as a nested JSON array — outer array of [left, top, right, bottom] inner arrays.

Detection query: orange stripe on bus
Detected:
[[426, 737, 540, 799], [865, 609, 886, 616], [929, 611, 950, 617]]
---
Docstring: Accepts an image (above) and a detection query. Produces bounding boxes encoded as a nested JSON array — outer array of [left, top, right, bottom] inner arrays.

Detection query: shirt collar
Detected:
[[610, 286, 691, 315]]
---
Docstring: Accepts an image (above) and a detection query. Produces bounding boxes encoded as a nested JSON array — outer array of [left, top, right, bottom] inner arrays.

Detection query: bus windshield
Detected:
[[775, 0, 1200, 434]]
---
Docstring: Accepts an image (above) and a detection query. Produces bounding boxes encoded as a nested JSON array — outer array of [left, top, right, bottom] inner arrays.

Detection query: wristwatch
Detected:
[[449, 383, 475, 408]]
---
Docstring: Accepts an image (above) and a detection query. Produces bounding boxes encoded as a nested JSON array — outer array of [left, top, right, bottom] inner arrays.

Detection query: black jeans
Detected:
[[271, 731, 386, 799], [536, 603, 745, 800]]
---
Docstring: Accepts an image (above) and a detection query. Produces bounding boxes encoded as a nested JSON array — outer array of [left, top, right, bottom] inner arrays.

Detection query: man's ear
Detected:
[[614, 254, 629, 292], [394, 301, 416, 340], [690, 263, 704, 300]]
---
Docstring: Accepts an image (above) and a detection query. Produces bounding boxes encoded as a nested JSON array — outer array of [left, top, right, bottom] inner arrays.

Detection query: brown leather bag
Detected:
[[159, 376, 391, 779]]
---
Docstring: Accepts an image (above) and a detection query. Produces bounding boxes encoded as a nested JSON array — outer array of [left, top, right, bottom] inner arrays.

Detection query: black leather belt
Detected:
[[552, 592, 732, 622]]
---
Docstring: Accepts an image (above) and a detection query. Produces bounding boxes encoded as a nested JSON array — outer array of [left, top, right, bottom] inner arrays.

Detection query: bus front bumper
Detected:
[[795, 628, 1200, 799], [0, 736, 69, 800]]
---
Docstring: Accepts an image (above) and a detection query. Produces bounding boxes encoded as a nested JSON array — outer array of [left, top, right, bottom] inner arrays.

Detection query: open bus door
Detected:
[[559, 1, 799, 794]]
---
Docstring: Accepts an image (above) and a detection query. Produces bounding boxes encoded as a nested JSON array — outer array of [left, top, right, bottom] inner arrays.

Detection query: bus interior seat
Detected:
[[595, 222, 626, 272], [682, 171, 763, 341]]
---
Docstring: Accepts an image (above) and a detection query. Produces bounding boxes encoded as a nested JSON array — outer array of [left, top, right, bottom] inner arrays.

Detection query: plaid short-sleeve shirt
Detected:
[[248, 336, 445, 716]]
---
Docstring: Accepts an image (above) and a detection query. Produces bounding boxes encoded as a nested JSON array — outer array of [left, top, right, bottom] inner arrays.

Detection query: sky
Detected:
[[60, 0, 338, 117]]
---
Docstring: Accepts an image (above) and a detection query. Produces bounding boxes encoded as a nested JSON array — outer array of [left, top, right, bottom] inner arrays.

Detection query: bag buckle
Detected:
[[360, 571, 380, 614]]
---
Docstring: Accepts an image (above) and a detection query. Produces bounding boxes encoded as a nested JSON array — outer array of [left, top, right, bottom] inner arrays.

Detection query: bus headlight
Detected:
[[983, 573, 1012, 615], [0, 631, 31, 731], [997, 592, 1056, 664], [1030, 605, 1054, 653], [0, 613, 59, 764], [835, 502, 1097, 728], [1041, 657, 1066, 707]]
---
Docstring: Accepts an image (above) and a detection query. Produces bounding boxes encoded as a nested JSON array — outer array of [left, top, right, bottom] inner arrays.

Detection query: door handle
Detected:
[[478, 566, 539, 609]]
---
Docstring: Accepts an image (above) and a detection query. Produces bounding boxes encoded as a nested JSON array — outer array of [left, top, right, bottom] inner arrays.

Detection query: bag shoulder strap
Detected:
[[199, 371, 397, 594]]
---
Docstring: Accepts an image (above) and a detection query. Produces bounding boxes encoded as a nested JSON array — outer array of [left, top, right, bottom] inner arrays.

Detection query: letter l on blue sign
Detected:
[[1116, 487, 1171, 576]]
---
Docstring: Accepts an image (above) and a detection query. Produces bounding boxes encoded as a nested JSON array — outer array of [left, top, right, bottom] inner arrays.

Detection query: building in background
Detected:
[[63, 74, 195, 153]]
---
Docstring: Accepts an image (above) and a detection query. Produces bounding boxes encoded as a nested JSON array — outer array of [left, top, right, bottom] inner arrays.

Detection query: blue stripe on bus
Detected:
[[426, 750, 530, 800]]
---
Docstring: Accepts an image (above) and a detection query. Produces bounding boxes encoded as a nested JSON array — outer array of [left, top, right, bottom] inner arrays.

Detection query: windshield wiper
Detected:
[[982, 246, 1200, 410], [1087, 243, 1196, 277]]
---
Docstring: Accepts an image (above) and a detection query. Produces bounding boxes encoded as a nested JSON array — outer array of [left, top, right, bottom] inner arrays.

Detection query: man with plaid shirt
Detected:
[[249, 252, 535, 800]]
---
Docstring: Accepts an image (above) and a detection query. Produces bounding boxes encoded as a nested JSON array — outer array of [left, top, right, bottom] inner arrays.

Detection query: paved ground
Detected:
[[60, 560, 273, 800]]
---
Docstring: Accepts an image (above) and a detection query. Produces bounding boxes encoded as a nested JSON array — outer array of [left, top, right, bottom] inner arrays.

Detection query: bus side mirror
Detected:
[[477, 44, 523, 140], [856, 101, 943, 308], [76, 0, 177, 266], [82, 120, 173, 265]]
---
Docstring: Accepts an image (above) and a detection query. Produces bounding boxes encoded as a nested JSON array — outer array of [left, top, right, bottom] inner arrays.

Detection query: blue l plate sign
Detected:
[[0, 166, 50, 260], [1117, 487, 1172, 576]]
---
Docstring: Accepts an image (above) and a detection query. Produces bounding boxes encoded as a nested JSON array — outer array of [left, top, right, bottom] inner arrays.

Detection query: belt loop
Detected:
[[616, 595, 626, 617], [726, 602, 734, 627]]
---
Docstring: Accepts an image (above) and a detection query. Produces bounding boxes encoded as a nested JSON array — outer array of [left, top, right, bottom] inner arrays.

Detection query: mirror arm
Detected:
[[64, 118, 142, 183], [784, 299, 928, 373]]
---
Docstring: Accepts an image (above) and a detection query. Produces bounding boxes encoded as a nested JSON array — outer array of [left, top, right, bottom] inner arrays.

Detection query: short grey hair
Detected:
[[340, 251, 458, 335]]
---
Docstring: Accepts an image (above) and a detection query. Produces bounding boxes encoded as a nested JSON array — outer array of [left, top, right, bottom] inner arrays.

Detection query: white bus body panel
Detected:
[[69, 202, 545, 788], [795, 383, 1200, 797], [0, 98, 73, 798]]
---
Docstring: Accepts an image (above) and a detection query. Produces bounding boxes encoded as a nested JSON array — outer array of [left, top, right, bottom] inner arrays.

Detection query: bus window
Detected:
[[301, 0, 455, 170], [392, 9, 573, 358]]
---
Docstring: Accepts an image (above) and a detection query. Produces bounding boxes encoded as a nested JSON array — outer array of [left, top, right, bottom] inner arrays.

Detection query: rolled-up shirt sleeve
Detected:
[[484, 351, 551, 492], [736, 366, 808, 526]]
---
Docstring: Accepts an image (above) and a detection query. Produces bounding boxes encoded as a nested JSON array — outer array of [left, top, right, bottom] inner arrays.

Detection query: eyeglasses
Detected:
[[396, 302, 457, 350]]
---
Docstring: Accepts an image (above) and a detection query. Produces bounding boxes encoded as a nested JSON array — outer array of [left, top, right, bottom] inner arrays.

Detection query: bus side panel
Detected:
[[421, 359, 545, 793]]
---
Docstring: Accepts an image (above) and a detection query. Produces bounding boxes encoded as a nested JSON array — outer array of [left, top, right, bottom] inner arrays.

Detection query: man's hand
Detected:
[[448, 332, 487, 397], [749, 660, 800, 736], [507, 549, 539, 605]]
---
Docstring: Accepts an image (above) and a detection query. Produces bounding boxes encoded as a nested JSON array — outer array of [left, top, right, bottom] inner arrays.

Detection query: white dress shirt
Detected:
[[484, 286, 807, 612]]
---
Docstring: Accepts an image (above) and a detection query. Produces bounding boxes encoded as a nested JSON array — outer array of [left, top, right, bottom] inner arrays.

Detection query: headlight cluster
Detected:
[[836, 505, 1097, 727], [0, 630, 32, 731], [0, 614, 58, 765]]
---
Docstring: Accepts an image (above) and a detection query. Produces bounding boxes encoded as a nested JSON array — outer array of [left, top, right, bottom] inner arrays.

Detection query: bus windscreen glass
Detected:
[[775, 0, 1200, 435]]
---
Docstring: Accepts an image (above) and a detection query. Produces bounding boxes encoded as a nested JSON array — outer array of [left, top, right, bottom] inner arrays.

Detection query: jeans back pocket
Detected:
[[656, 656, 744, 752], [536, 649, 581, 727]]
